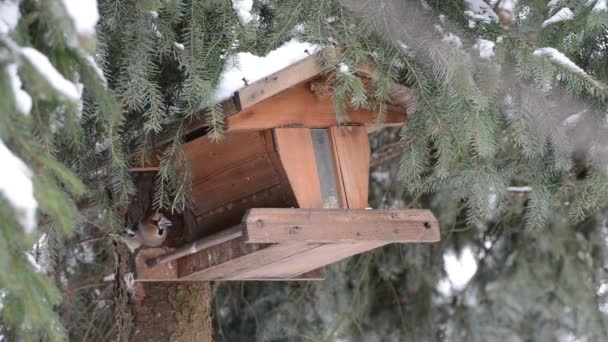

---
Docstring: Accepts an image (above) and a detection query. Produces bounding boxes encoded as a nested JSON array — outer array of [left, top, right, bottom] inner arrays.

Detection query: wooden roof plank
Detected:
[[225, 83, 406, 131], [234, 48, 336, 110], [243, 208, 440, 243]]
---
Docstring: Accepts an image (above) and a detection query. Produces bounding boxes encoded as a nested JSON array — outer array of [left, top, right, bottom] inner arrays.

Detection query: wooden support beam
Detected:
[[145, 225, 244, 268], [243, 208, 440, 243], [329, 126, 371, 208], [231, 242, 387, 280], [273, 128, 323, 208], [225, 83, 405, 131], [240, 268, 327, 281], [179, 241, 322, 280]]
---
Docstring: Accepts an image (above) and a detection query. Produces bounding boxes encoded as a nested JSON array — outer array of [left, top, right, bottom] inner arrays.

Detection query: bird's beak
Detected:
[[158, 216, 172, 229]]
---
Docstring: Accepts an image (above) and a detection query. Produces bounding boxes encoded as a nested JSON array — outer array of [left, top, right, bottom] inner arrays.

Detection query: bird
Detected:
[[122, 212, 172, 252]]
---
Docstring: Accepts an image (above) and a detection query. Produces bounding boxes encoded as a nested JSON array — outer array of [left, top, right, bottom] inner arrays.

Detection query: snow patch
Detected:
[[232, 0, 253, 25], [507, 186, 531, 192], [21, 47, 81, 100], [593, 0, 607, 12], [339, 63, 350, 74], [0, 139, 37, 234], [548, 0, 562, 9], [124, 272, 135, 293], [542, 7, 574, 27], [533, 47, 587, 75], [215, 39, 319, 101], [174, 42, 185, 51], [62, 0, 99, 35], [103, 273, 115, 282], [562, 111, 585, 127], [86, 55, 106, 86], [464, 0, 499, 24], [0, 0, 20, 35], [6, 64, 32, 114], [442, 32, 463, 48], [473, 39, 495, 59], [443, 247, 478, 291]]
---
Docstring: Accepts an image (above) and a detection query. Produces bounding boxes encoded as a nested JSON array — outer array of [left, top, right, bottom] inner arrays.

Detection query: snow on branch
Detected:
[[473, 39, 495, 59], [464, 0, 498, 26], [0, 0, 19, 35], [215, 39, 319, 101], [21, 47, 81, 101], [0, 139, 37, 234], [61, 0, 99, 36], [542, 8, 574, 27], [507, 186, 532, 192], [232, 0, 254, 25], [6, 64, 33, 115], [533, 47, 587, 75], [593, 0, 607, 12]]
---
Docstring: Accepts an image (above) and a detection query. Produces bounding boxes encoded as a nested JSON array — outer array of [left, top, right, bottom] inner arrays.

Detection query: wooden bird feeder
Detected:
[[131, 49, 439, 282]]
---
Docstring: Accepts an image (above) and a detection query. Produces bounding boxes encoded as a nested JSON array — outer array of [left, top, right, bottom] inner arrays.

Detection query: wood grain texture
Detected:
[[179, 241, 321, 280], [195, 184, 294, 239], [244, 208, 440, 243], [235, 48, 334, 109], [225, 83, 406, 131], [177, 235, 268, 279], [273, 128, 323, 208], [237, 268, 327, 281], [232, 242, 387, 279], [329, 126, 371, 209], [146, 225, 245, 268], [184, 131, 282, 219]]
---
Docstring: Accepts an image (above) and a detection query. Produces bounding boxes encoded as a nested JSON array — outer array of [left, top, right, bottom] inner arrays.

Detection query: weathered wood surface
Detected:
[[179, 240, 321, 280], [235, 48, 335, 110], [232, 242, 387, 279], [225, 83, 405, 131], [273, 128, 323, 208], [194, 184, 295, 239], [241, 268, 328, 281], [243, 208, 440, 243], [145, 225, 244, 268], [329, 126, 370, 208], [182, 131, 297, 240]]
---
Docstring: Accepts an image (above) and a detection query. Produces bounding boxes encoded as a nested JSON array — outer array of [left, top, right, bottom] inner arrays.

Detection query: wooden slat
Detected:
[[231, 242, 387, 280], [329, 126, 370, 208], [263, 130, 298, 206], [239, 268, 327, 281], [179, 241, 321, 280], [194, 184, 294, 239], [145, 225, 244, 268], [273, 128, 323, 208], [235, 48, 335, 110], [244, 208, 440, 243], [225, 83, 406, 131], [184, 131, 266, 183], [177, 235, 266, 279], [189, 155, 280, 211]]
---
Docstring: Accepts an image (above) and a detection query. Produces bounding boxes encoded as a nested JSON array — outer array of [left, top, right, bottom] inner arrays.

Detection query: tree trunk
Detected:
[[114, 173, 213, 341]]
